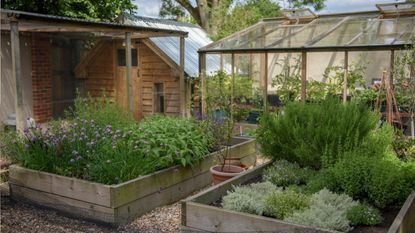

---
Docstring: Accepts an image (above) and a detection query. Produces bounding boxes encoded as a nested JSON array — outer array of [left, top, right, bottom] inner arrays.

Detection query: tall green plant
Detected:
[[205, 71, 235, 169], [256, 98, 379, 169], [393, 37, 415, 138]]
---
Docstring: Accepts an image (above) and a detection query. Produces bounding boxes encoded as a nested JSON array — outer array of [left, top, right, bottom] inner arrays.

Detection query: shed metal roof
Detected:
[[0, 9, 187, 37], [122, 15, 220, 77]]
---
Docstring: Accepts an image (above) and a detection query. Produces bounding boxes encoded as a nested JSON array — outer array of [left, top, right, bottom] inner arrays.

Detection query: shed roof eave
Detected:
[[0, 9, 188, 37]]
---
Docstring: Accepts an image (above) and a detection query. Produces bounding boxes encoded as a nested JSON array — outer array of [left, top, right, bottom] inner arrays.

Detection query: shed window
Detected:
[[117, 48, 138, 66], [154, 83, 164, 113]]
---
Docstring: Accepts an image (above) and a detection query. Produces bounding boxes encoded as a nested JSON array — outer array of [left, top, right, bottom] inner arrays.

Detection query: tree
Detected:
[[159, 0, 326, 38], [1, 0, 137, 22]]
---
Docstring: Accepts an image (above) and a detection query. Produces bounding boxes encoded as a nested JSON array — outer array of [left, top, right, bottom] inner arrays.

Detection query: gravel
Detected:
[[1, 195, 182, 233], [0, 156, 268, 232]]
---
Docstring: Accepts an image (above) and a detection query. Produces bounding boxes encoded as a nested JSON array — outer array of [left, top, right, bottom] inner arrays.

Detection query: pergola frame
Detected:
[[1, 9, 188, 130], [198, 7, 415, 113]]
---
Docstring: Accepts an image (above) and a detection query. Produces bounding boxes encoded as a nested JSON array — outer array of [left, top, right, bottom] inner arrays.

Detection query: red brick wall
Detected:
[[31, 34, 52, 123]]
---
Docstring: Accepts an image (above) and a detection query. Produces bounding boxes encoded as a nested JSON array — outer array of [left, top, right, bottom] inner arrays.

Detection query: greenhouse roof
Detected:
[[201, 2, 415, 53]]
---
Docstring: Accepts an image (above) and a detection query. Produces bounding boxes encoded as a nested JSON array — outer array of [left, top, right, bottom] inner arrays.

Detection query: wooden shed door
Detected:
[[50, 38, 76, 119], [115, 45, 141, 120]]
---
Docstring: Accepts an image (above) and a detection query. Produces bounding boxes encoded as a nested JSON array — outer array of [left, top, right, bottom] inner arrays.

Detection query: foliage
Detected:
[[322, 59, 367, 97], [1, 0, 137, 21], [3, 111, 212, 185], [393, 36, 415, 137], [393, 133, 415, 161], [211, 0, 281, 40], [222, 182, 277, 215], [257, 98, 379, 169], [346, 203, 383, 226], [366, 157, 414, 208], [204, 71, 235, 167], [159, 0, 326, 39], [309, 153, 415, 209], [263, 190, 310, 219], [285, 189, 358, 232], [263, 160, 315, 187], [272, 56, 367, 104], [66, 95, 134, 129]]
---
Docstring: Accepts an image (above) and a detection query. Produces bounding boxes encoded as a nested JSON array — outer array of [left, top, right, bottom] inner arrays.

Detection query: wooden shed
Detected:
[[1, 10, 213, 130]]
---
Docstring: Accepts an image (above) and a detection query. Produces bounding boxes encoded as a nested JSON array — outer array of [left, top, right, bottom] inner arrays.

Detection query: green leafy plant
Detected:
[[263, 190, 310, 219], [257, 98, 379, 169], [222, 182, 277, 215], [66, 94, 134, 129], [263, 160, 315, 187], [3, 106, 213, 185], [286, 189, 358, 232], [346, 203, 383, 226]]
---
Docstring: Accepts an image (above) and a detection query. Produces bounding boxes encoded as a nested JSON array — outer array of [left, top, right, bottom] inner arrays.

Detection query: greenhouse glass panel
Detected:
[[268, 17, 344, 48], [313, 16, 378, 47], [350, 16, 415, 45]]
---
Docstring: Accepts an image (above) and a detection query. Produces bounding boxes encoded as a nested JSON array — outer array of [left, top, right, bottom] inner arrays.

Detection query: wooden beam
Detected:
[[125, 32, 133, 117], [10, 20, 24, 131], [264, 52, 268, 110], [179, 36, 186, 117], [199, 53, 207, 115], [390, 49, 395, 86], [301, 51, 307, 102], [343, 51, 349, 103], [231, 53, 235, 121]]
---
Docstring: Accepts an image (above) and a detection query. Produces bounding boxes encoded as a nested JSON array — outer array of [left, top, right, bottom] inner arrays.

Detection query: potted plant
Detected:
[[205, 71, 245, 184]]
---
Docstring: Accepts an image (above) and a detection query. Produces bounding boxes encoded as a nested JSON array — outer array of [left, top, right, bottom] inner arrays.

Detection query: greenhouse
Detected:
[[198, 2, 415, 122]]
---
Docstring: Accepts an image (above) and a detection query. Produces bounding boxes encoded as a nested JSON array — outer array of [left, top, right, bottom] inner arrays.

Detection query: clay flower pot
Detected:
[[210, 165, 245, 185]]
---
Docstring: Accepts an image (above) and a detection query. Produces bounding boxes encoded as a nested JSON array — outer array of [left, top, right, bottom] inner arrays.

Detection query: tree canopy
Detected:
[[1, 0, 137, 22], [159, 0, 326, 40]]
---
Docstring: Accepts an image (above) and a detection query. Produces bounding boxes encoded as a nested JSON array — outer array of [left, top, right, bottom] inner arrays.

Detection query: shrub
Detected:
[[346, 203, 383, 226], [5, 115, 213, 185], [263, 190, 310, 219], [305, 169, 338, 194], [263, 160, 316, 187], [366, 157, 413, 208], [286, 189, 358, 232], [67, 95, 134, 129], [329, 154, 372, 199], [222, 182, 277, 215], [307, 153, 415, 208], [257, 98, 379, 169]]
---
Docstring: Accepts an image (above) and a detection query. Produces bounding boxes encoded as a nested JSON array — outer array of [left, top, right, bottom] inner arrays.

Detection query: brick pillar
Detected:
[[31, 34, 52, 123]]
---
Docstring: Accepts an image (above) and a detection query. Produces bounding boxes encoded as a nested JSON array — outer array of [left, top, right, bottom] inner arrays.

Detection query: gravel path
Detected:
[[1, 194, 182, 233]]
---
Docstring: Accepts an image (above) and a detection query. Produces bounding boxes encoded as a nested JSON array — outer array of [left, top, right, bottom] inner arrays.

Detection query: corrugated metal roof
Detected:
[[123, 15, 221, 77], [0, 9, 187, 36]]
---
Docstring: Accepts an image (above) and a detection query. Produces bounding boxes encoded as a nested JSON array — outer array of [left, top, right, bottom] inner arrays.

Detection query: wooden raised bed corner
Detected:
[[9, 137, 256, 225], [181, 162, 415, 233]]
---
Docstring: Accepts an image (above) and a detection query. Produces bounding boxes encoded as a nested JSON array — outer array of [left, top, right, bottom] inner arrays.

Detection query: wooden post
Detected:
[[220, 54, 224, 71], [125, 32, 133, 117], [390, 49, 395, 86], [263, 52, 268, 110], [343, 51, 349, 103], [231, 53, 235, 121], [180, 36, 186, 117], [10, 20, 24, 131], [301, 51, 307, 102], [199, 53, 207, 115]]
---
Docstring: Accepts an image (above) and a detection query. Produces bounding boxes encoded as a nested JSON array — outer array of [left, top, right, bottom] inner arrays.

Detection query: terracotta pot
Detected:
[[210, 165, 245, 185]]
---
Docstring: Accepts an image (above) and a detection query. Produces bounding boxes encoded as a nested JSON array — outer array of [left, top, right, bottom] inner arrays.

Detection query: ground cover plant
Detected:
[[222, 98, 414, 232], [1, 97, 214, 185]]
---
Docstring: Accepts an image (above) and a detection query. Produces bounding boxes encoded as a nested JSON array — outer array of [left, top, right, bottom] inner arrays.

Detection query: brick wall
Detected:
[[31, 34, 52, 123]]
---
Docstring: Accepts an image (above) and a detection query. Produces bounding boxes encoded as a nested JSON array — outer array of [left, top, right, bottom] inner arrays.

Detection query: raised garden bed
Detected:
[[181, 162, 415, 233], [9, 136, 256, 226]]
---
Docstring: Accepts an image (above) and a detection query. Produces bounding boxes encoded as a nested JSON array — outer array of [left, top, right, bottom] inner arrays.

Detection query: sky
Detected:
[[133, 0, 405, 18]]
